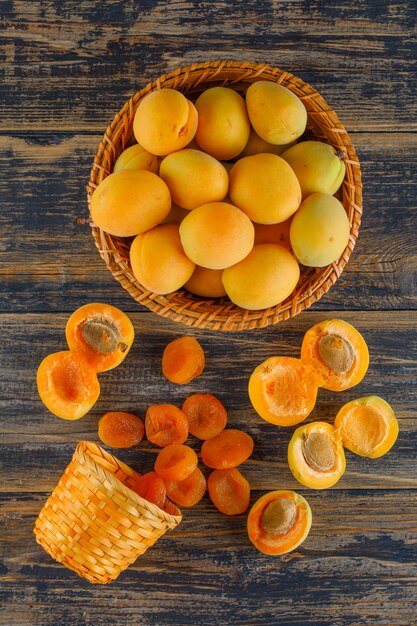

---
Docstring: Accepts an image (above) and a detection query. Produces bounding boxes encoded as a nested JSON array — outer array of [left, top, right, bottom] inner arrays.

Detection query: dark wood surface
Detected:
[[1, 2, 416, 625]]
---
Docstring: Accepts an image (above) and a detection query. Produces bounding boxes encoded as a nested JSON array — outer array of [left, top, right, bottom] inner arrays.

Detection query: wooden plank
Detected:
[[0, 311, 415, 491], [0, 132, 416, 312]]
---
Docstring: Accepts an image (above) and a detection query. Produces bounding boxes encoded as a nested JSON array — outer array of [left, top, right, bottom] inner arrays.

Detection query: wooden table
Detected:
[[1, 2, 416, 624]]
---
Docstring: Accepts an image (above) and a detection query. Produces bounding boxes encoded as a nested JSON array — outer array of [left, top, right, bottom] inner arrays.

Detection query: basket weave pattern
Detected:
[[34, 441, 181, 584], [87, 60, 362, 331]]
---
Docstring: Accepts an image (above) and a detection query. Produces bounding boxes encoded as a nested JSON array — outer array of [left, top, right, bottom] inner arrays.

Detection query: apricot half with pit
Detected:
[[288, 421, 346, 489]]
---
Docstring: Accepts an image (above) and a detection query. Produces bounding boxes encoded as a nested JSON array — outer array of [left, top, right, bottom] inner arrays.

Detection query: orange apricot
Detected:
[[37, 351, 100, 420], [201, 429, 254, 469], [182, 393, 227, 440], [164, 467, 207, 507], [98, 411, 144, 448], [253, 217, 292, 248], [162, 336, 205, 385], [145, 404, 189, 447], [65, 303, 134, 373], [131, 471, 167, 510], [240, 128, 296, 158], [334, 396, 399, 458], [154, 444, 198, 481], [113, 143, 160, 175], [247, 490, 312, 555], [184, 266, 227, 298], [161, 203, 190, 225], [208, 468, 250, 515], [249, 357, 318, 427], [288, 421, 346, 489], [301, 319, 369, 391]]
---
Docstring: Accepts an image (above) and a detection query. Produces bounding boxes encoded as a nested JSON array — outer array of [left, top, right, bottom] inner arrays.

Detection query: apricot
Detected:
[[246, 81, 307, 144], [113, 143, 160, 175], [194, 87, 250, 160], [161, 203, 189, 225], [229, 154, 301, 224], [37, 351, 100, 420], [288, 422, 346, 489], [253, 217, 292, 249], [90, 170, 171, 237], [164, 467, 206, 507], [132, 472, 167, 510], [301, 319, 369, 392], [290, 193, 350, 267], [162, 336, 205, 385], [133, 88, 198, 156], [179, 202, 255, 269], [130, 223, 195, 295], [201, 429, 254, 469], [208, 468, 250, 515], [145, 404, 189, 447], [159, 149, 228, 210], [247, 490, 312, 555], [184, 266, 227, 298], [98, 411, 144, 448], [240, 128, 296, 157], [334, 396, 399, 458], [182, 393, 227, 440], [66, 303, 134, 373], [222, 244, 300, 310], [249, 356, 318, 427], [154, 444, 198, 481], [281, 141, 346, 199]]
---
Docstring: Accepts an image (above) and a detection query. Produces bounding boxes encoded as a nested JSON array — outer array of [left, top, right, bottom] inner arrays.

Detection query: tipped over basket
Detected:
[[87, 60, 362, 332], [34, 441, 182, 584]]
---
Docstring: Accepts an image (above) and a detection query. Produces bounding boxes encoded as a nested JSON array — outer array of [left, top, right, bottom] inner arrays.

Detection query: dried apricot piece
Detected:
[[164, 467, 206, 507], [249, 356, 318, 427], [201, 429, 254, 469], [66, 303, 134, 373], [301, 319, 369, 391], [145, 404, 189, 447], [247, 490, 312, 555], [162, 336, 205, 385], [208, 468, 250, 515], [131, 472, 167, 510], [37, 351, 100, 420], [334, 396, 398, 458], [154, 444, 198, 481], [98, 411, 144, 448], [182, 393, 227, 440]]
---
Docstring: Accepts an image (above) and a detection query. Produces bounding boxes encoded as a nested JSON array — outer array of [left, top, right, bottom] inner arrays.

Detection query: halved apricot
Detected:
[[208, 468, 250, 515], [37, 351, 100, 420], [301, 319, 369, 392], [162, 336, 205, 385], [201, 429, 253, 469], [182, 393, 227, 440], [131, 471, 167, 510], [248, 357, 318, 427], [334, 396, 398, 458], [98, 411, 144, 448], [288, 422, 346, 489], [164, 467, 207, 507], [145, 404, 189, 447], [66, 303, 134, 373], [247, 490, 312, 555], [154, 444, 198, 481]]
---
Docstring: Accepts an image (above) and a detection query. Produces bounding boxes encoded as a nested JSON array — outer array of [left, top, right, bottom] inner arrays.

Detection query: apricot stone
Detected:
[[240, 127, 296, 157], [185, 266, 227, 298], [113, 143, 160, 175]]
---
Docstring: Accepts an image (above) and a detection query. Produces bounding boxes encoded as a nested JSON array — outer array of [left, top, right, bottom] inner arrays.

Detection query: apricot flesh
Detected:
[[240, 128, 296, 158], [184, 266, 227, 298], [290, 193, 350, 267], [334, 396, 399, 458], [222, 244, 300, 310], [113, 143, 160, 175]]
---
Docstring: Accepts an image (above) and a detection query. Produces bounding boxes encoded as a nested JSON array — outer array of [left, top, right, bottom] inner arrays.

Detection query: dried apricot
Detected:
[[164, 467, 206, 507], [208, 468, 250, 515], [131, 471, 167, 510], [98, 411, 144, 448], [182, 394, 227, 440], [154, 444, 198, 481], [145, 404, 188, 447], [201, 429, 254, 469], [162, 336, 205, 385]]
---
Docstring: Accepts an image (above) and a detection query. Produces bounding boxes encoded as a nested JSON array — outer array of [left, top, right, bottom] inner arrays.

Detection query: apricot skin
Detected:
[[253, 217, 292, 249], [113, 143, 160, 175], [240, 128, 296, 158], [185, 266, 227, 298]]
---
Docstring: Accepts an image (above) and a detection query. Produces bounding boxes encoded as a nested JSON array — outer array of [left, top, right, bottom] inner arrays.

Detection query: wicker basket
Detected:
[[87, 60, 362, 331], [34, 441, 182, 584]]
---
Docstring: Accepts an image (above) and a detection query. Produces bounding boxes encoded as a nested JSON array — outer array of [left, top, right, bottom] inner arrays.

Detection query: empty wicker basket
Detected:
[[34, 441, 182, 584], [87, 60, 362, 331]]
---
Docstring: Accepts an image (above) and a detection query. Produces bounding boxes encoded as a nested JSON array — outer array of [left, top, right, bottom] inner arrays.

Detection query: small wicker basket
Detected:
[[87, 60, 362, 332], [34, 441, 182, 584]]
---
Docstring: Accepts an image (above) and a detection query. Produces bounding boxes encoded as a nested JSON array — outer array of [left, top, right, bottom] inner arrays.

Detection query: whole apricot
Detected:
[[229, 154, 301, 224], [240, 128, 296, 157], [113, 143, 160, 175], [179, 202, 254, 269], [253, 216, 292, 248], [195, 87, 251, 160], [246, 81, 307, 144], [185, 266, 227, 298], [290, 193, 350, 267], [130, 223, 195, 294], [161, 203, 190, 225]]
